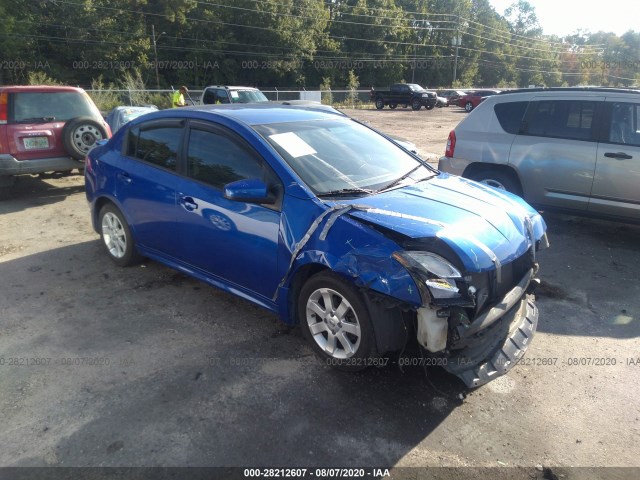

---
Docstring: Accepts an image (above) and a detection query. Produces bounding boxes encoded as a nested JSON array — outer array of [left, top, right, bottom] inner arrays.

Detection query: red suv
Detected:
[[0, 85, 110, 188], [457, 89, 501, 112]]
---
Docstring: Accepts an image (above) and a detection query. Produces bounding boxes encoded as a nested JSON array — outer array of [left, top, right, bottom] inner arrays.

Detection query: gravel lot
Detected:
[[1, 106, 639, 478]]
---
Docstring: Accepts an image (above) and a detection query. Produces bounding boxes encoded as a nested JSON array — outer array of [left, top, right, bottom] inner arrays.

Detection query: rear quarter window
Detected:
[[494, 101, 528, 134]]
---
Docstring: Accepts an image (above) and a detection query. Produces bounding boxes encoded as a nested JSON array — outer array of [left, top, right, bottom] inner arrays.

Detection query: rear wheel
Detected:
[[375, 98, 384, 110], [411, 99, 421, 110], [389, 103, 397, 109], [98, 203, 141, 267], [299, 271, 377, 371], [468, 168, 522, 196]]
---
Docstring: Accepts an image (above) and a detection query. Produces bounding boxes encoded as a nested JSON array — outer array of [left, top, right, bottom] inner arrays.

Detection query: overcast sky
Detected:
[[488, 0, 639, 37]]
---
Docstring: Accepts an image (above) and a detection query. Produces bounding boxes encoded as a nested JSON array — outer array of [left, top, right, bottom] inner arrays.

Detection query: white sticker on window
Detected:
[[269, 132, 317, 158], [230, 91, 239, 98]]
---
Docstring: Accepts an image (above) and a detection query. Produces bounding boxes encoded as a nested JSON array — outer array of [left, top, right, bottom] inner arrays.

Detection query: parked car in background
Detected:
[[201, 86, 269, 105], [438, 90, 469, 107], [86, 104, 547, 388], [0, 85, 110, 188], [457, 89, 501, 112], [438, 87, 640, 223], [370, 83, 437, 110], [105, 105, 158, 133]]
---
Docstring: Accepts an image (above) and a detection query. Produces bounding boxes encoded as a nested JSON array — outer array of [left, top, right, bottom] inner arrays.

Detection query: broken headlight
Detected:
[[393, 251, 462, 300]]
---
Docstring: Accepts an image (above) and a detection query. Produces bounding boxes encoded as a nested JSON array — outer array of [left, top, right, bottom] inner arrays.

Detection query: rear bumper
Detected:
[[437, 156, 471, 176], [0, 154, 82, 176], [443, 295, 538, 388]]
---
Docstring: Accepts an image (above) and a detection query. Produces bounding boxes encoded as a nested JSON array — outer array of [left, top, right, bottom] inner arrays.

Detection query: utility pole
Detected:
[[152, 24, 162, 90], [452, 15, 461, 86]]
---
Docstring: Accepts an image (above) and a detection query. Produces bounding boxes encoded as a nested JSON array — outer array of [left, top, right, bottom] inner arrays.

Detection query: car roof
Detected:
[[203, 85, 260, 91], [0, 85, 86, 93], [143, 104, 347, 126], [499, 87, 640, 95]]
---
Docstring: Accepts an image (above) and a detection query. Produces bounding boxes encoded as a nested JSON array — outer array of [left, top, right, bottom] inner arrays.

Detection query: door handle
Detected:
[[604, 152, 632, 160], [116, 172, 132, 184], [180, 196, 199, 211]]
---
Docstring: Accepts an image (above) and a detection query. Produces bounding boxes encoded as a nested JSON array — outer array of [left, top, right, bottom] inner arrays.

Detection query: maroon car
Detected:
[[457, 89, 501, 112], [0, 85, 110, 189]]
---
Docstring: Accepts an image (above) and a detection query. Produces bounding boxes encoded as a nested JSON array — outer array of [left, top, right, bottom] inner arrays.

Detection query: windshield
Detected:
[[255, 119, 435, 195], [408, 84, 426, 93], [233, 90, 269, 103]]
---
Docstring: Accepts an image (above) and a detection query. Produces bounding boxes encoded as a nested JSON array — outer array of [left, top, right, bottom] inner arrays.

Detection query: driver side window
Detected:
[[186, 128, 267, 189]]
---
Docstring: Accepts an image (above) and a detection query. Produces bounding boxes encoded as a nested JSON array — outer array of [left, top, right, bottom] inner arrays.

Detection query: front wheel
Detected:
[[411, 99, 421, 110], [464, 101, 474, 112], [389, 103, 397, 109], [99, 203, 141, 267], [375, 98, 384, 110], [299, 271, 377, 371]]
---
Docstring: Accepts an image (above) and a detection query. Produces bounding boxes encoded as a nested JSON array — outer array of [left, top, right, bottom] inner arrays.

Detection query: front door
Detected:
[[175, 122, 282, 300]]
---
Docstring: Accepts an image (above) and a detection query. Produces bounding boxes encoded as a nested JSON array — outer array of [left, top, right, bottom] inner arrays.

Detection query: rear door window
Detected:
[[127, 125, 183, 171], [525, 100, 597, 141]]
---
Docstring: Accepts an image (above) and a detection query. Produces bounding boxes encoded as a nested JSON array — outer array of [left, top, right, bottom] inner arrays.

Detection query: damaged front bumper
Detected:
[[416, 268, 540, 388], [443, 295, 538, 388]]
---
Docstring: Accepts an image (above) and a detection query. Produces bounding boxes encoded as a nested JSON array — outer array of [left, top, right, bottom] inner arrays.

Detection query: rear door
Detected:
[[590, 99, 640, 220], [116, 119, 184, 257], [509, 95, 602, 210]]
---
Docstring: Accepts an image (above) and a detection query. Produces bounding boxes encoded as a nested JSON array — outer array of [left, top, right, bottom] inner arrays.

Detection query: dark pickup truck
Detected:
[[370, 83, 437, 110]]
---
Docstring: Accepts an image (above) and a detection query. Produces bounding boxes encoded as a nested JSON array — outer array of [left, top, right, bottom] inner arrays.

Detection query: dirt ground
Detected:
[[1, 106, 639, 479]]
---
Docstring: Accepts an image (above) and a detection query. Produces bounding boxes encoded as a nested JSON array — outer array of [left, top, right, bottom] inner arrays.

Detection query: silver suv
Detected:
[[438, 87, 640, 223]]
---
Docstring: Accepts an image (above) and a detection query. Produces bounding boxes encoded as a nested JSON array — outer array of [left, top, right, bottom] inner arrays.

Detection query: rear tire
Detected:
[[411, 99, 421, 110], [98, 203, 141, 267], [468, 168, 522, 196], [375, 98, 384, 110], [389, 103, 397, 109]]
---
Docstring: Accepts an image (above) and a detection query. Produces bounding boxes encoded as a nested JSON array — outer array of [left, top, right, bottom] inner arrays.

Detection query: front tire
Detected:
[[389, 103, 397, 109], [98, 203, 141, 267], [464, 101, 474, 112], [299, 271, 376, 371]]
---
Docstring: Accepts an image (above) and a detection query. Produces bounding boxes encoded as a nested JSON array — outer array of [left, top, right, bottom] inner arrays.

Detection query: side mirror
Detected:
[[223, 178, 274, 204]]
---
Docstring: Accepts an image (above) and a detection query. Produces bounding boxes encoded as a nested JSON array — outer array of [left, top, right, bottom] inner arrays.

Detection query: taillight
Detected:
[[445, 130, 456, 158], [0, 92, 7, 124]]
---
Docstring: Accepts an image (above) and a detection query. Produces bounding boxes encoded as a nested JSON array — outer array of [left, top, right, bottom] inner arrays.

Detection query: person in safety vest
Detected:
[[172, 86, 188, 108]]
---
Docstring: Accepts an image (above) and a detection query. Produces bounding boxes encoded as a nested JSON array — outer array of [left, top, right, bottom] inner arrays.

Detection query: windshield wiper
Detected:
[[377, 165, 425, 192], [319, 187, 374, 198], [15, 116, 56, 124]]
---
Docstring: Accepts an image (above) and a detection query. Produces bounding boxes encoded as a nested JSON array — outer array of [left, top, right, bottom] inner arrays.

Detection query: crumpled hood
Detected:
[[332, 173, 546, 273]]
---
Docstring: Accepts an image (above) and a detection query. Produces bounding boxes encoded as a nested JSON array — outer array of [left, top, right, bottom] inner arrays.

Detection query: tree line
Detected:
[[0, 0, 638, 91]]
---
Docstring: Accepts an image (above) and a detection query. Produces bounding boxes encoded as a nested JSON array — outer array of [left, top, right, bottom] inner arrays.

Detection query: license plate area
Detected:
[[23, 136, 49, 150]]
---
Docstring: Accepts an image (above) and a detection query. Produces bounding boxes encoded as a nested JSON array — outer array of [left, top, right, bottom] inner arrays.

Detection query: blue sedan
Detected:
[[85, 104, 548, 388]]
